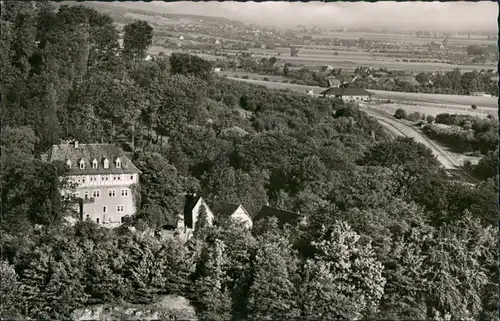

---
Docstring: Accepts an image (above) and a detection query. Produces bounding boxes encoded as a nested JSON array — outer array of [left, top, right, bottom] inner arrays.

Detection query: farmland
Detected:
[[154, 46, 496, 72], [307, 31, 496, 46]]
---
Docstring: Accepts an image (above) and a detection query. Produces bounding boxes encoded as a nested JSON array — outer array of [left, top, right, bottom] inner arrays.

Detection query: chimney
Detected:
[[74, 141, 79, 149]]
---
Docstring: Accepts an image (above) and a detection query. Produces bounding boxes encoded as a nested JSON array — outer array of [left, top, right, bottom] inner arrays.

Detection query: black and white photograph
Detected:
[[0, 0, 498, 320]]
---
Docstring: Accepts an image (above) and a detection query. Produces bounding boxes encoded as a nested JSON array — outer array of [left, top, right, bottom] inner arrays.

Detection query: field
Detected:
[[226, 76, 498, 118], [306, 31, 496, 46], [243, 47, 495, 72], [156, 44, 496, 72]]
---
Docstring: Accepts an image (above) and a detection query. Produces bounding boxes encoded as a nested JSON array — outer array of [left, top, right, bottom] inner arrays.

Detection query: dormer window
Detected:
[[92, 159, 98, 169], [115, 157, 121, 169], [103, 158, 109, 169], [66, 159, 72, 169], [79, 159, 85, 169]]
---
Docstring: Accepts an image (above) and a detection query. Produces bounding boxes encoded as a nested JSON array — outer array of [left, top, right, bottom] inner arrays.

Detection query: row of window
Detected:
[[101, 205, 125, 213], [73, 189, 129, 199], [85, 214, 129, 224], [68, 158, 121, 170], [75, 174, 135, 184]]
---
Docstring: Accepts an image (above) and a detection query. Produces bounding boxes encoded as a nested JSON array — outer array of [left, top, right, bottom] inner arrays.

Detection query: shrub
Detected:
[[242, 75, 249, 79], [426, 115, 435, 123], [394, 108, 407, 120], [407, 112, 422, 122]]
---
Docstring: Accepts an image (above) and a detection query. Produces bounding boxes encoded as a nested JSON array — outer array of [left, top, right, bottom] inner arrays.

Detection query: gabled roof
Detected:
[[212, 202, 252, 220], [254, 205, 302, 226], [43, 143, 141, 175], [319, 87, 373, 97], [184, 195, 202, 214]]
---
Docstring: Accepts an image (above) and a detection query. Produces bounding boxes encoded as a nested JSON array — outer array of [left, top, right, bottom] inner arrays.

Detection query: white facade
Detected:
[[63, 173, 138, 226], [190, 198, 214, 229], [229, 205, 253, 229]]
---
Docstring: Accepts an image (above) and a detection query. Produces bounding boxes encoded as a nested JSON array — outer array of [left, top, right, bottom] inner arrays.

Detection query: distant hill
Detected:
[[56, 1, 247, 27]]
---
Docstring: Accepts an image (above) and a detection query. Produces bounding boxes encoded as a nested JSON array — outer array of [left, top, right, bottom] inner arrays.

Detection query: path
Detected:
[[360, 104, 480, 184]]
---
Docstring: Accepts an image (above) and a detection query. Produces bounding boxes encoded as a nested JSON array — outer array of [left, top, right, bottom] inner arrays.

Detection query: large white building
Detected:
[[42, 141, 141, 226], [319, 87, 373, 102]]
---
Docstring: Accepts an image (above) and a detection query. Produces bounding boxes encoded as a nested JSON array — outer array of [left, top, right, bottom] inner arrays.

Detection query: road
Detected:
[[360, 105, 480, 184]]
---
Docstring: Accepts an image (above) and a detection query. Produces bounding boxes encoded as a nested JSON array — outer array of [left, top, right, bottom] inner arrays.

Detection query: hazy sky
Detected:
[[125, 1, 499, 31]]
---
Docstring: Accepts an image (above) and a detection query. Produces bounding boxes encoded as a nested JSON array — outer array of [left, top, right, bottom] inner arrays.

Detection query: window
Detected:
[[130, 175, 134, 180], [117, 175, 121, 180], [79, 159, 85, 169], [82, 177, 86, 183], [117, 205, 124, 212], [92, 159, 98, 169], [90, 176, 96, 182], [103, 158, 109, 169], [96, 218, 100, 224], [86, 215, 90, 220], [109, 190, 116, 197], [74, 192, 80, 198], [66, 160, 72, 169], [92, 190, 100, 198], [84, 191, 89, 199], [103, 206, 107, 213], [121, 189, 128, 197], [115, 157, 121, 169]]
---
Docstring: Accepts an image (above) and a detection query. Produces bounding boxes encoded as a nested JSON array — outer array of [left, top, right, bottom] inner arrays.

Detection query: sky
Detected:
[[116, 1, 500, 32]]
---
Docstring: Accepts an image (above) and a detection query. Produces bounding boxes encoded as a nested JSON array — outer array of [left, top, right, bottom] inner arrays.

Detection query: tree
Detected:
[[472, 147, 499, 180], [426, 115, 435, 123], [123, 20, 153, 61], [247, 220, 301, 320], [283, 64, 290, 76], [134, 152, 199, 228], [169, 53, 213, 79], [361, 136, 440, 169], [300, 221, 386, 319], [191, 239, 232, 321], [394, 108, 407, 119], [0, 261, 22, 318]]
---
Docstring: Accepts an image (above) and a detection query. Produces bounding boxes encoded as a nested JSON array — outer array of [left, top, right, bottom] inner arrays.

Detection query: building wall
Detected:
[[191, 199, 214, 229], [63, 174, 138, 225], [229, 206, 253, 228]]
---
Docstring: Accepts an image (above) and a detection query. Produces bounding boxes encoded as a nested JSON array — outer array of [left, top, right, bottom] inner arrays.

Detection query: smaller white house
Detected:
[[214, 67, 222, 73], [212, 202, 253, 229], [179, 35, 184, 40], [179, 193, 214, 233], [144, 54, 153, 61]]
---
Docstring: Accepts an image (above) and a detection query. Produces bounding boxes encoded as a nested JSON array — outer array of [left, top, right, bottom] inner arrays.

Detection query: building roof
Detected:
[[212, 202, 252, 220], [396, 75, 419, 84], [319, 87, 373, 97], [184, 194, 202, 214], [254, 205, 302, 226], [43, 143, 141, 175]]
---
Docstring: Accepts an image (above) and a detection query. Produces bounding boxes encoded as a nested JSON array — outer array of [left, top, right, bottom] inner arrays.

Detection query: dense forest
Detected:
[[1, 2, 498, 320]]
